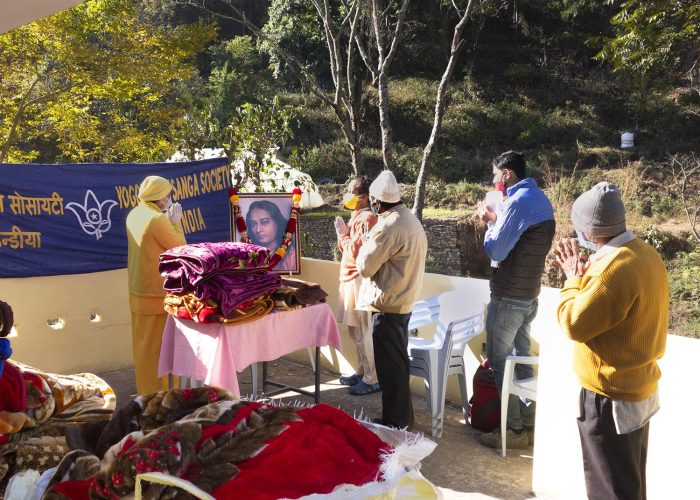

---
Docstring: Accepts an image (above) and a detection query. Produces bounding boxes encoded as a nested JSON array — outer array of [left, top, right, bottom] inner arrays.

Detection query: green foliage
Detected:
[[594, 0, 700, 75], [207, 36, 276, 125], [0, 0, 216, 163], [223, 97, 299, 190], [260, 0, 330, 84], [288, 140, 353, 183], [667, 249, 700, 337]]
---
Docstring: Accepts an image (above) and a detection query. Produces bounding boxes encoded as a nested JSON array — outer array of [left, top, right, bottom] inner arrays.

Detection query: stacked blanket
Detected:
[[160, 242, 282, 324]]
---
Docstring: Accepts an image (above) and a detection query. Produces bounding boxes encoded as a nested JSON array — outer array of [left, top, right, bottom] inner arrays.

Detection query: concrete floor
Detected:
[[99, 359, 535, 499]]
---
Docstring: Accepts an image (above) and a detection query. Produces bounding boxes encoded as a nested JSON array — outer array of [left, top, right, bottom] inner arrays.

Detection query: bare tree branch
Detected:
[[412, 0, 478, 220]]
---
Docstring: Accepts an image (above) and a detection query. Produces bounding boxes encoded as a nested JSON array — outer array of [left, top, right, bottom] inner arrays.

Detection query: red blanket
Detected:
[[50, 402, 390, 499]]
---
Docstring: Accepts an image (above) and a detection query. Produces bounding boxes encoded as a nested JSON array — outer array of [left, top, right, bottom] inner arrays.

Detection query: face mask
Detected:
[[576, 230, 598, 251], [159, 197, 173, 212], [494, 182, 507, 197], [342, 193, 359, 210]]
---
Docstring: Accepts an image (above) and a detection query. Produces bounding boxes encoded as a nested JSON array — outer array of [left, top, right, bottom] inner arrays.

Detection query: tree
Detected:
[[222, 97, 298, 190], [412, 0, 484, 220], [186, 0, 370, 175], [595, 0, 700, 77], [0, 0, 215, 163], [352, 0, 412, 170]]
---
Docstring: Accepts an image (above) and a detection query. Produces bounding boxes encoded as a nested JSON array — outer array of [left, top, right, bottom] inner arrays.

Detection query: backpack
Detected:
[[468, 359, 501, 432]]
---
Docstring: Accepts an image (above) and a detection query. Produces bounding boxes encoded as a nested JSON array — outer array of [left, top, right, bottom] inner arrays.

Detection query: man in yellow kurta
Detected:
[[127, 176, 186, 395]]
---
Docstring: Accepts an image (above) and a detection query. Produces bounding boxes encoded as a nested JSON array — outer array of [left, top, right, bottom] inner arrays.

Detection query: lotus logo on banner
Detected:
[[65, 190, 118, 240]]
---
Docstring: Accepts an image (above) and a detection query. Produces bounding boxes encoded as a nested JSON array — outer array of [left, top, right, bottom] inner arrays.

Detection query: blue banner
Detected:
[[0, 158, 232, 278]]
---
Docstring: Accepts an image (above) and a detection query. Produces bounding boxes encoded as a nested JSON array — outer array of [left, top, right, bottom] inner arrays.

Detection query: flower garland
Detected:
[[228, 187, 302, 271]]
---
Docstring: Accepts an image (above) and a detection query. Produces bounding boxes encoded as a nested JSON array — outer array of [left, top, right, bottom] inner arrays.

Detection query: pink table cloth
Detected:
[[158, 303, 342, 397]]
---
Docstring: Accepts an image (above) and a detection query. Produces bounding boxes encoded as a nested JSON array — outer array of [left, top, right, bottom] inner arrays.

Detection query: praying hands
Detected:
[[552, 237, 590, 279]]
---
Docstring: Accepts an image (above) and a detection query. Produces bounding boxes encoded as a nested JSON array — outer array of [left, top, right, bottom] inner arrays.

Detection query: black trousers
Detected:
[[577, 388, 649, 500], [372, 311, 413, 428]]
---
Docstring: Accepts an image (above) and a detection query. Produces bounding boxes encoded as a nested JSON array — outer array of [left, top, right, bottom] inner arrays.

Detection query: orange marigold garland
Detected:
[[228, 187, 251, 243], [228, 187, 301, 270]]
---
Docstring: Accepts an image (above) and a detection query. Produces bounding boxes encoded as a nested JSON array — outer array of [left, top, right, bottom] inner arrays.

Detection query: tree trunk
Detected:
[[413, 1, 474, 221], [377, 70, 394, 170]]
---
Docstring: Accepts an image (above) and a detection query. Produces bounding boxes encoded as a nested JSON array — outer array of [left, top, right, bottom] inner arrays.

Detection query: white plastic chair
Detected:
[[408, 310, 484, 438], [501, 355, 539, 457], [407, 295, 441, 331]]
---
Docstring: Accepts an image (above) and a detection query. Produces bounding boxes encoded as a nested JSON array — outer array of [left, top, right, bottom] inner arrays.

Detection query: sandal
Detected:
[[349, 381, 381, 396], [339, 374, 361, 386]]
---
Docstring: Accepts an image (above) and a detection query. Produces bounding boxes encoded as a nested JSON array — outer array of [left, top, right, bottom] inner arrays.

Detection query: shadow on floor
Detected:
[[98, 359, 535, 499]]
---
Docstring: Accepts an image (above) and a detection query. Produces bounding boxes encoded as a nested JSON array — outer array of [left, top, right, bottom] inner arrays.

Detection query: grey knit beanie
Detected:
[[571, 182, 626, 237]]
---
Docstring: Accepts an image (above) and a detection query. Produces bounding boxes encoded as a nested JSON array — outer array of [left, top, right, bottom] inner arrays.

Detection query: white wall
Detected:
[[1, 269, 133, 373]]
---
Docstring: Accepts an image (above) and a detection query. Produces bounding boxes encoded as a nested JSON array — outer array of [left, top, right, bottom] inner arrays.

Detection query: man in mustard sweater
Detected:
[[553, 182, 668, 500], [127, 176, 186, 395]]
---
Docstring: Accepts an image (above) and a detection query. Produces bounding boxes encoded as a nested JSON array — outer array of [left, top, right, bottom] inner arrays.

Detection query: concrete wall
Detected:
[[301, 216, 489, 277], [1, 269, 133, 373], [1, 258, 697, 498]]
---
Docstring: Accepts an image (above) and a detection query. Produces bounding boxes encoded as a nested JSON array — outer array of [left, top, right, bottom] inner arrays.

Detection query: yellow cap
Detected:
[[138, 176, 172, 202]]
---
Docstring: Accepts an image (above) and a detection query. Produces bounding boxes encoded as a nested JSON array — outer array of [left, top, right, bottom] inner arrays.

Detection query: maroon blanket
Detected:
[[193, 270, 280, 317], [159, 242, 272, 293]]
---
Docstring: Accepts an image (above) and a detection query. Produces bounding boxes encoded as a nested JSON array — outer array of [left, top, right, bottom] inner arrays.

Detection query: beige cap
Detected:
[[138, 176, 172, 202], [369, 170, 401, 203]]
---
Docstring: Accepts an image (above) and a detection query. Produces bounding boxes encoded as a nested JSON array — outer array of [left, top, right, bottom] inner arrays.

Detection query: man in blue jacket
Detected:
[[477, 151, 555, 449]]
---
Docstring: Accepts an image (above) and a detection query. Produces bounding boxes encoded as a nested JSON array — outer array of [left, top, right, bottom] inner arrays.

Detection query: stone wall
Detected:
[[300, 215, 491, 278]]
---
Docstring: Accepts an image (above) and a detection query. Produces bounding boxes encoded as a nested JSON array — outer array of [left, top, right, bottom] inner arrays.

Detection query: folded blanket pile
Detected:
[[273, 277, 328, 311], [159, 242, 281, 324]]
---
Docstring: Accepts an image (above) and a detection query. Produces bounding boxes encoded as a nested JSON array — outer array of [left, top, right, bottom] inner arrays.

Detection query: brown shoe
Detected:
[[479, 428, 529, 449]]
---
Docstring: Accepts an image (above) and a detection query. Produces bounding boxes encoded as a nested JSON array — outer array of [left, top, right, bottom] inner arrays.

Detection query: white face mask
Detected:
[[576, 230, 598, 251], [158, 196, 173, 212]]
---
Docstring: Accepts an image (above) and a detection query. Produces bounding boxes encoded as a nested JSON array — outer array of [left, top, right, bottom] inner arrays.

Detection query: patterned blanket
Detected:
[[42, 387, 407, 500], [0, 361, 115, 488]]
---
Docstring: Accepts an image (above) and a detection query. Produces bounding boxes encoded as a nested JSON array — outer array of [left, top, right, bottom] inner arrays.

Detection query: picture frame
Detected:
[[230, 192, 301, 274]]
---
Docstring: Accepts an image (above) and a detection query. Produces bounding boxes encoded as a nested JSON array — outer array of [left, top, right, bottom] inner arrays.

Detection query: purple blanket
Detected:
[[195, 270, 281, 316], [160, 242, 271, 292]]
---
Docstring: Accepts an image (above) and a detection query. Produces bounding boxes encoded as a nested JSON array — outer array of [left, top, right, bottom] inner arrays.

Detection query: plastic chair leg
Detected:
[[501, 358, 515, 457]]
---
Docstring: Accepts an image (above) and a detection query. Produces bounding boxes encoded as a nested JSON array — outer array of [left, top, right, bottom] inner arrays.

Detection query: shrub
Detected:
[[667, 250, 700, 338], [287, 141, 352, 183]]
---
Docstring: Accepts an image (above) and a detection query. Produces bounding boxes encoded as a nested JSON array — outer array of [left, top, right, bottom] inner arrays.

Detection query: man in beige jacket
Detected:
[[127, 176, 186, 395], [356, 170, 428, 429]]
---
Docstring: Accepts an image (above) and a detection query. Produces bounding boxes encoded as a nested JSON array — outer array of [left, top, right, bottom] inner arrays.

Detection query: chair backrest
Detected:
[[431, 310, 484, 358], [446, 311, 484, 357], [408, 295, 441, 331]]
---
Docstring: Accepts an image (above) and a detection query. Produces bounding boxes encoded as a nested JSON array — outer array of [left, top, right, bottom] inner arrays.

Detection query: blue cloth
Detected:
[[0, 158, 232, 277], [0, 338, 12, 377], [485, 296, 537, 431], [484, 178, 554, 263]]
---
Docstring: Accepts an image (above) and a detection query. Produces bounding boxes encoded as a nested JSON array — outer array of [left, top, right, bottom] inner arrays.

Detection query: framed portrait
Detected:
[[230, 192, 301, 274]]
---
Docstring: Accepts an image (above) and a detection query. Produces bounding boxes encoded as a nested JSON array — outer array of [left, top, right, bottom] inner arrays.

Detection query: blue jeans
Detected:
[[485, 295, 538, 431]]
